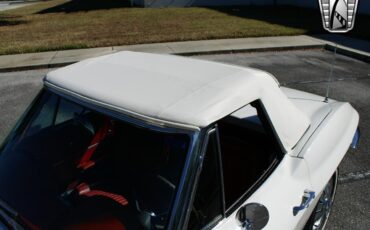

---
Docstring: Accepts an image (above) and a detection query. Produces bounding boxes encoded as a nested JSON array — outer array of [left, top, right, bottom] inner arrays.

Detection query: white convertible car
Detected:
[[0, 52, 360, 230]]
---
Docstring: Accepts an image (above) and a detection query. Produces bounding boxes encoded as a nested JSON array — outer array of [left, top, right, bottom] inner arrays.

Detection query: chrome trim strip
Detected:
[[167, 130, 202, 229], [215, 125, 227, 216], [181, 128, 217, 229], [297, 109, 332, 158]]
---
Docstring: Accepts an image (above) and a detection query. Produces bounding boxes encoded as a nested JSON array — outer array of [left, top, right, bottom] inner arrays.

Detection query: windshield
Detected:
[[0, 90, 191, 230]]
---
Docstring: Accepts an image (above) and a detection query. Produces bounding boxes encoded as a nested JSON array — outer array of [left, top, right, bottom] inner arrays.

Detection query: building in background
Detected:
[[130, 0, 369, 15]]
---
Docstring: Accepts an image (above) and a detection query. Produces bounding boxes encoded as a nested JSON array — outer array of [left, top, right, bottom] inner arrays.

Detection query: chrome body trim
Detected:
[[351, 127, 360, 149]]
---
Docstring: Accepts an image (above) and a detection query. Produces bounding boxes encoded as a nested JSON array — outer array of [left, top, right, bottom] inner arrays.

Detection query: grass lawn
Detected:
[[0, 0, 369, 55]]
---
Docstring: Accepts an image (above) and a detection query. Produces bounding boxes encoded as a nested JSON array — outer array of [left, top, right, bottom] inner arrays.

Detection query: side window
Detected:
[[218, 100, 281, 211], [26, 94, 86, 137], [27, 92, 58, 135], [188, 131, 223, 229], [55, 99, 84, 125]]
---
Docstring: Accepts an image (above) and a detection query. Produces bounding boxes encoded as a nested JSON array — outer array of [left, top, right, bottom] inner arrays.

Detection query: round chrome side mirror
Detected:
[[236, 203, 269, 230]]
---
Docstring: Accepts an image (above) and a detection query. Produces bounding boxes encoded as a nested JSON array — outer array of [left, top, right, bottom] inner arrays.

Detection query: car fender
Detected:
[[299, 102, 359, 192]]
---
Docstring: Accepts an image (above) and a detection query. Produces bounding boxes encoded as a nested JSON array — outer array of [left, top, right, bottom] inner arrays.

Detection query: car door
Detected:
[[186, 100, 315, 230], [213, 154, 315, 230]]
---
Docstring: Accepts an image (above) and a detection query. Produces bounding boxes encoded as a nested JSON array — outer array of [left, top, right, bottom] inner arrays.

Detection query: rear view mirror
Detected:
[[236, 203, 269, 230]]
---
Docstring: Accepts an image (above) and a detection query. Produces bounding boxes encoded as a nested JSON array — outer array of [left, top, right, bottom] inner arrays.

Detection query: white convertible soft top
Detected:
[[44, 51, 310, 150]]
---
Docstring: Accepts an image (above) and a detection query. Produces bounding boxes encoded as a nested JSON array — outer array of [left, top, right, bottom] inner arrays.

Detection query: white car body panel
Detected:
[[300, 102, 359, 191]]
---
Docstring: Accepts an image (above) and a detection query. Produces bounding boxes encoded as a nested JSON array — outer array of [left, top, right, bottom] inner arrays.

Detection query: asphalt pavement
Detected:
[[0, 49, 369, 229]]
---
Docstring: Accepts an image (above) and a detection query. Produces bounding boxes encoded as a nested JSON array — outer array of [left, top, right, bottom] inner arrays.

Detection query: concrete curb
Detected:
[[8, 0, 40, 5], [325, 44, 370, 63], [0, 35, 368, 72], [0, 45, 325, 73], [0, 62, 75, 73], [173, 44, 325, 56]]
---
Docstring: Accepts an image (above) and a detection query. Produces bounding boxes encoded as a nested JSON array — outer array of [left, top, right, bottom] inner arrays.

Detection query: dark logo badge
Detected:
[[318, 0, 359, 32]]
